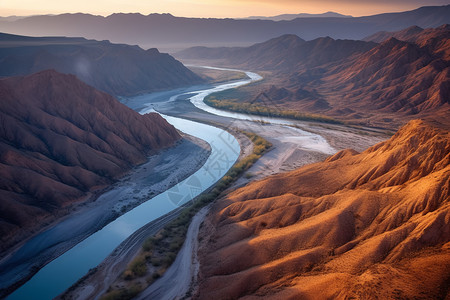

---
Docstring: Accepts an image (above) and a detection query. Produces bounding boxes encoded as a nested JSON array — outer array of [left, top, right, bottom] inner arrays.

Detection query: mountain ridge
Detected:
[[0, 5, 449, 49], [195, 119, 450, 299], [179, 25, 450, 128], [177, 34, 375, 71], [0, 32, 203, 96], [245, 11, 352, 21], [0, 69, 181, 251]]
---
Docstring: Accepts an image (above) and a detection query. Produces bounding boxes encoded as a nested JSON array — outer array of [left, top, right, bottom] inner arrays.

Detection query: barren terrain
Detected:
[[194, 120, 450, 299]]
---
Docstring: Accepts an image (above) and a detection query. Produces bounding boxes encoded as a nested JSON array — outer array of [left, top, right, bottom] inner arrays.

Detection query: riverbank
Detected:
[[7, 66, 390, 300], [58, 125, 263, 300], [136, 206, 210, 300], [89, 115, 387, 300], [88, 66, 390, 300], [0, 134, 211, 298]]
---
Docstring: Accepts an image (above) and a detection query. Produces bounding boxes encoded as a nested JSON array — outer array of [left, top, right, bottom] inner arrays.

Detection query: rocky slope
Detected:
[[318, 26, 450, 127], [0, 32, 203, 96], [0, 70, 181, 251], [195, 120, 449, 299], [177, 34, 375, 72], [179, 25, 450, 128], [363, 24, 450, 60]]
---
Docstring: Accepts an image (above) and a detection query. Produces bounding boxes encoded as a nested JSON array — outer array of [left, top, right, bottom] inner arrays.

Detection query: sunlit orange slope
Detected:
[[195, 119, 449, 299]]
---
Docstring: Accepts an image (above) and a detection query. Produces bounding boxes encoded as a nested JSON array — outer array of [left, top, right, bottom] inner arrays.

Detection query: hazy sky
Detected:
[[1, 0, 449, 18]]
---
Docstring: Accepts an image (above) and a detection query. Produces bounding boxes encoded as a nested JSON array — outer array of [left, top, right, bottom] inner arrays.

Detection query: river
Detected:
[[7, 66, 334, 299]]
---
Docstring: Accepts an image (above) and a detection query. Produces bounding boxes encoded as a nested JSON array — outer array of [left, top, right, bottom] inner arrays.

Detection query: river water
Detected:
[[7, 66, 334, 299], [7, 77, 242, 300]]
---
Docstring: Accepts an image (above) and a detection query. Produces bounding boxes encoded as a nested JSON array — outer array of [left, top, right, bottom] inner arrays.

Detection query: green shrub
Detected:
[[204, 97, 343, 124], [245, 172, 254, 179], [150, 257, 161, 267], [142, 237, 155, 252], [130, 257, 147, 277], [100, 284, 142, 300]]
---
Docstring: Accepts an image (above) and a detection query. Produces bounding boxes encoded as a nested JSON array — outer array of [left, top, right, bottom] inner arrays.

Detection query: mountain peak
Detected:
[[108, 12, 145, 18], [261, 34, 306, 46], [273, 34, 304, 41], [146, 48, 160, 55], [403, 25, 424, 33], [379, 36, 408, 49]]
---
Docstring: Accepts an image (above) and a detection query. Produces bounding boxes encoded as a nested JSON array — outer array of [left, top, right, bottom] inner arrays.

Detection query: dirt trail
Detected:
[[135, 207, 209, 300]]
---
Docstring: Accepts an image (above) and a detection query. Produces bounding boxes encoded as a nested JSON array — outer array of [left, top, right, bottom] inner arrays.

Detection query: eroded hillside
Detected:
[[195, 120, 449, 299], [0, 70, 181, 251]]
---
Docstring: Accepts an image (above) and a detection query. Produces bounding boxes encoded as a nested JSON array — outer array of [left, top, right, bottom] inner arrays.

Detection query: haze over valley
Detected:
[[0, 5, 449, 51], [0, 2, 449, 300]]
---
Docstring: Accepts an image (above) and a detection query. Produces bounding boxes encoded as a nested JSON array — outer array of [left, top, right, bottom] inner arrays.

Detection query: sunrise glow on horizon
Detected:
[[1, 0, 449, 18]]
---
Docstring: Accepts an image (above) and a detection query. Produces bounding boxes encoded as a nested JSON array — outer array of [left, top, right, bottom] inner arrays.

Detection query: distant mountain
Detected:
[[178, 35, 306, 70], [245, 11, 352, 21], [0, 16, 28, 22], [176, 34, 375, 71], [196, 120, 450, 299], [0, 70, 181, 251], [0, 5, 449, 50], [0, 32, 203, 96], [363, 25, 425, 43]]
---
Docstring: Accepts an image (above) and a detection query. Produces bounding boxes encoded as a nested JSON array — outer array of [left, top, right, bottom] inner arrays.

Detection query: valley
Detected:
[[0, 134, 210, 298], [0, 3, 449, 300], [58, 67, 388, 300], [175, 25, 450, 129]]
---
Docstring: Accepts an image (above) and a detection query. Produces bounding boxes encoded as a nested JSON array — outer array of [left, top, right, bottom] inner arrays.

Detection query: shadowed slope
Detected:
[[0, 70, 181, 251], [291, 26, 450, 128], [323, 36, 449, 115], [196, 120, 449, 299], [0, 33, 203, 96], [177, 34, 374, 72]]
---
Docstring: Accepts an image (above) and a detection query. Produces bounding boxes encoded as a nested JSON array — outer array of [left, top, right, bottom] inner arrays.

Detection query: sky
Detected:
[[1, 0, 449, 18]]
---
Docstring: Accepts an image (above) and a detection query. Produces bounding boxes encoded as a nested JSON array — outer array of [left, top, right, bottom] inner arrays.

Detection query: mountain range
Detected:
[[196, 119, 450, 299], [0, 5, 449, 50], [176, 34, 376, 71], [177, 25, 450, 128], [0, 4, 449, 300], [0, 32, 203, 96], [245, 11, 352, 21], [0, 70, 181, 251]]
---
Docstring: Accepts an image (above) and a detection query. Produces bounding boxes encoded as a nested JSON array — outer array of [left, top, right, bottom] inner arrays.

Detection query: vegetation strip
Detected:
[[101, 131, 272, 300], [205, 93, 344, 124]]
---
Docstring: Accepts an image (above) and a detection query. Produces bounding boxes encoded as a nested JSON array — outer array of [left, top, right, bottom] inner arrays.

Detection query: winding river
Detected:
[[7, 67, 334, 299]]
